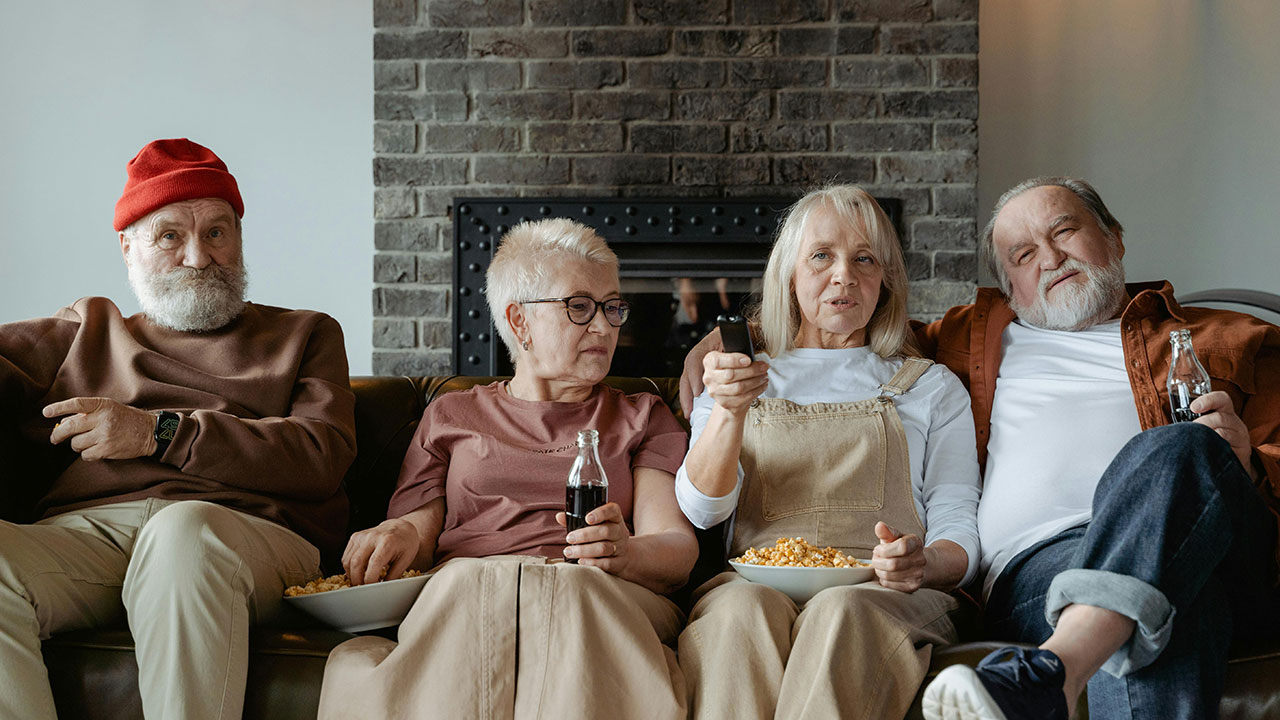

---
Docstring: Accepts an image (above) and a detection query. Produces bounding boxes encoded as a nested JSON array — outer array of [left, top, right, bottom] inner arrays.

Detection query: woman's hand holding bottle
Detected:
[[557, 502, 631, 572]]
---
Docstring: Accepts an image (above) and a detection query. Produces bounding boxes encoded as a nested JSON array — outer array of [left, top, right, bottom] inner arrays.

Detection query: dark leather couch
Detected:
[[29, 376, 1280, 719]]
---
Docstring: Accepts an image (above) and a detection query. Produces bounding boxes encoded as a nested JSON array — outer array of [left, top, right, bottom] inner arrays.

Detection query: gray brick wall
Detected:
[[373, 0, 979, 374]]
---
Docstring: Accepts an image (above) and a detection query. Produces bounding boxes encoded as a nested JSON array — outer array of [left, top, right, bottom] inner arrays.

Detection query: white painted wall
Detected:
[[979, 0, 1280, 300], [0, 0, 373, 373]]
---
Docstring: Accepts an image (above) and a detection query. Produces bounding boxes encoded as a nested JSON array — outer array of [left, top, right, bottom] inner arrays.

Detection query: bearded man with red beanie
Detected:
[[0, 138, 357, 720]]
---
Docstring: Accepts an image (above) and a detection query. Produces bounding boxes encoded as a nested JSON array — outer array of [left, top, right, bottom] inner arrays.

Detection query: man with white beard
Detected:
[[0, 138, 357, 720], [917, 178, 1280, 720]]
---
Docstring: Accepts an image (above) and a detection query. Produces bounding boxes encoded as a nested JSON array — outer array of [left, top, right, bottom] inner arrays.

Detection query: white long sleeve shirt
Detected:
[[675, 346, 983, 587]]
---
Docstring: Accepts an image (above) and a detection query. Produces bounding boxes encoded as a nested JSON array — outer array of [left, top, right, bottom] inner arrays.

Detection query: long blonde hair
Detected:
[[754, 185, 919, 359]]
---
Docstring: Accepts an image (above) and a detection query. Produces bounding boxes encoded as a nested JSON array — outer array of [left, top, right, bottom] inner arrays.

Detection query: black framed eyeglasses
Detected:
[[521, 295, 631, 327]]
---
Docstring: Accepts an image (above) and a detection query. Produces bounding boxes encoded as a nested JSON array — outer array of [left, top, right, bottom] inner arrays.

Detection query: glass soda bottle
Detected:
[[565, 429, 608, 536], [1167, 329, 1211, 422]]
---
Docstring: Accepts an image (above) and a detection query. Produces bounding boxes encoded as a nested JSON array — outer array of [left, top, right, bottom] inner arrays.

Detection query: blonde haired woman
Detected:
[[676, 186, 982, 720], [318, 218, 696, 720]]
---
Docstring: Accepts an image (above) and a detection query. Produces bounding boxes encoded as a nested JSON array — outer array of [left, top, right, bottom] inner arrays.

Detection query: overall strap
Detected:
[[878, 357, 934, 399]]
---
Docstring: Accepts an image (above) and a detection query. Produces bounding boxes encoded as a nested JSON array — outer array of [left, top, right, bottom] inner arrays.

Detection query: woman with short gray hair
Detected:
[[319, 218, 698, 719], [484, 217, 619, 361]]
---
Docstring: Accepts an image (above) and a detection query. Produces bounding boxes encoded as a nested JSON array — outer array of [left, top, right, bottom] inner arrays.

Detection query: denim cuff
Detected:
[[1044, 569, 1175, 676]]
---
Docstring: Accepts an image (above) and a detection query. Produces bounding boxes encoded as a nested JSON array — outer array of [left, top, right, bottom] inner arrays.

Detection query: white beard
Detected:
[[1009, 255, 1127, 331], [128, 260, 249, 332]]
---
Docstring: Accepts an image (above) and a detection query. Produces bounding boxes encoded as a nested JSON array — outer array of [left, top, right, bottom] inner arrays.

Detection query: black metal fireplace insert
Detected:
[[452, 197, 902, 377]]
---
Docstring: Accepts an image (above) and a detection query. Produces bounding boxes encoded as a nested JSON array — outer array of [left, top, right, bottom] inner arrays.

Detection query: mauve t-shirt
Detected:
[[387, 382, 688, 562]]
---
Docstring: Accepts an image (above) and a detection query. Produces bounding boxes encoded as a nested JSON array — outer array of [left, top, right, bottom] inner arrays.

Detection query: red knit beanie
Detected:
[[113, 138, 244, 231]]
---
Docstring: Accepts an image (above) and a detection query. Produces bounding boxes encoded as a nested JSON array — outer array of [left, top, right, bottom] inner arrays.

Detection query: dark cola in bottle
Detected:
[[565, 429, 608, 541], [1167, 329, 1211, 422]]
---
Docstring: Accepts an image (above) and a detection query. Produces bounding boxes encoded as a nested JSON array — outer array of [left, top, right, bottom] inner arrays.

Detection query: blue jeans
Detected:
[[984, 423, 1280, 720]]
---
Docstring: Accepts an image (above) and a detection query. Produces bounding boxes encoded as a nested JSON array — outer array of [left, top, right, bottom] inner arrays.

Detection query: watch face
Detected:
[[157, 415, 180, 442]]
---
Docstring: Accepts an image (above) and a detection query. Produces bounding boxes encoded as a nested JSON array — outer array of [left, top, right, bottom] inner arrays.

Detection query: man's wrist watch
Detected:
[[152, 411, 180, 459]]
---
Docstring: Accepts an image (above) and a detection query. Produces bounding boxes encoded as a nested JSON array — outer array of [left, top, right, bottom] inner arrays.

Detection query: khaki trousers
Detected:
[[318, 555, 687, 720], [0, 499, 320, 720], [679, 571, 959, 720]]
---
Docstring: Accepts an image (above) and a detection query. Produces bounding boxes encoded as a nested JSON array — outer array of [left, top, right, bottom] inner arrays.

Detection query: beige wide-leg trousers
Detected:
[[318, 555, 688, 720], [0, 499, 320, 720], [679, 571, 960, 720]]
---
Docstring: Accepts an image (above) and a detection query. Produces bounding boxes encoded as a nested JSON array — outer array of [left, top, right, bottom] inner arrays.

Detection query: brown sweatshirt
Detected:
[[0, 296, 357, 554]]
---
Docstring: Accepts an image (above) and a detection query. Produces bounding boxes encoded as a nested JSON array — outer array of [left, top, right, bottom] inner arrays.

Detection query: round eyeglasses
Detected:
[[521, 296, 631, 327]]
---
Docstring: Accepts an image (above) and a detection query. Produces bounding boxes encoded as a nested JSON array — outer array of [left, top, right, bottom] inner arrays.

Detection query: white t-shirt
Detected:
[[978, 319, 1142, 598], [675, 346, 983, 587]]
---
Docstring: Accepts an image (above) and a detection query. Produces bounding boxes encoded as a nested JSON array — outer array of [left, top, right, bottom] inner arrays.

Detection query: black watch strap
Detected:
[[153, 411, 180, 459]]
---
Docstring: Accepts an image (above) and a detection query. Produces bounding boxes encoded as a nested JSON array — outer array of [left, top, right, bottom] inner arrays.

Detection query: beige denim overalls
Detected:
[[680, 356, 962, 720], [731, 356, 932, 558]]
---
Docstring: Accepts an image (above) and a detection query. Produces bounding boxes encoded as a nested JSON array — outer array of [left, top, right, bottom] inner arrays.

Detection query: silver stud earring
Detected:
[[521, 340, 530, 351]]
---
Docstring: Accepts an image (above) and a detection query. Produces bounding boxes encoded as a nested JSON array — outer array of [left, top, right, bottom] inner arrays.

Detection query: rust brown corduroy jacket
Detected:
[[916, 280, 1280, 574]]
